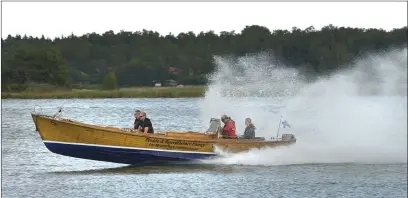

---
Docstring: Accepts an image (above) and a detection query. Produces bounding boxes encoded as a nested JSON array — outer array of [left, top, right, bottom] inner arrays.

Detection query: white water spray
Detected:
[[199, 48, 407, 166]]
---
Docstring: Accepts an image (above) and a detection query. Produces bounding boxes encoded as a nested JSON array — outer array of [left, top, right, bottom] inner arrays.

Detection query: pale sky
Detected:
[[2, 2, 407, 39]]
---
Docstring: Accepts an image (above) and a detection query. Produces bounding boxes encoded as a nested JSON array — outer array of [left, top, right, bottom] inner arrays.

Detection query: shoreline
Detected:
[[1, 86, 208, 99]]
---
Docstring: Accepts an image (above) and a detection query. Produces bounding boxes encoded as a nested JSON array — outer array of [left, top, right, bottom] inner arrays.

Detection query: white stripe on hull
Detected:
[[43, 140, 217, 155]]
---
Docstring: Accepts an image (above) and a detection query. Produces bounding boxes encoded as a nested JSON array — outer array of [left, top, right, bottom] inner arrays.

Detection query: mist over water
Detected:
[[199, 48, 407, 166]]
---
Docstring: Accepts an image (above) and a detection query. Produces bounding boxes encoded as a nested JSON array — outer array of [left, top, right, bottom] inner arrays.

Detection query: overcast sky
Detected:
[[2, 2, 407, 39]]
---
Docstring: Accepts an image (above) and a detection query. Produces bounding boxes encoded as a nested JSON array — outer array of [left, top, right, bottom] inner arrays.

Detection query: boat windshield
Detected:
[[206, 118, 222, 134]]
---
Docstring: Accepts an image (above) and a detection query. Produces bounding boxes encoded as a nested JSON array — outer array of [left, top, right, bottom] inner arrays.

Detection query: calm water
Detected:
[[1, 98, 407, 198]]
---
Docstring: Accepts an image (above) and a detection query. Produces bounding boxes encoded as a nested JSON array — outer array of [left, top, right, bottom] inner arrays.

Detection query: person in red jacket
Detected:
[[221, 114, 237, 139]]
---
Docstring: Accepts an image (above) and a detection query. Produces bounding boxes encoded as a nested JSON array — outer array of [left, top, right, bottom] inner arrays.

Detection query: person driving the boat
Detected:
[[134, 110, 143, 131], [139, 112, 154, 134], [243, 118, 256, 139], [221, 114, 237, 139]]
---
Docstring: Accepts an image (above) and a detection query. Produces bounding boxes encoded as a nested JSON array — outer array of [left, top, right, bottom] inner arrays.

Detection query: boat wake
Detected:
[[199, 48, 407, 166]]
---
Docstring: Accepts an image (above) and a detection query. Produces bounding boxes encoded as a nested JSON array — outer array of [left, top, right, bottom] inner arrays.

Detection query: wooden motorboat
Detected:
[[31, 109, 296, 165]]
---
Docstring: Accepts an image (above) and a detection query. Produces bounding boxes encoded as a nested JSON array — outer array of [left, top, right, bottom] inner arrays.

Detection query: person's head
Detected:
[[245, 118, 252, 126], [140, 112, 147, 120], [134, 110, 141, 119], [221, 114, 230, 124]]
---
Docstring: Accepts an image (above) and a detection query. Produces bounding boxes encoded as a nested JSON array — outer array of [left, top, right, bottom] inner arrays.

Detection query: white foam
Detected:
[[199, 48, 407, 166]]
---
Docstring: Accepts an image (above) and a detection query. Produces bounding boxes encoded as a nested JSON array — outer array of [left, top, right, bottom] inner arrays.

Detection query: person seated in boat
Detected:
[[133, 110, 143, 131], [139, 112, 154, 134], [221, 114, 237, 139], [243, 118, 256, 139]]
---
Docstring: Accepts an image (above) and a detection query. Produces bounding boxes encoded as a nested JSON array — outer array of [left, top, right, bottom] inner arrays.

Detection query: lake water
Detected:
[[1, 98, 407, 198]]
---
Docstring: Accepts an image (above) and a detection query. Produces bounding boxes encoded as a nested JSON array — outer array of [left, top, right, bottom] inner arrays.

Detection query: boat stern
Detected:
[[281, 133, 296, 142]]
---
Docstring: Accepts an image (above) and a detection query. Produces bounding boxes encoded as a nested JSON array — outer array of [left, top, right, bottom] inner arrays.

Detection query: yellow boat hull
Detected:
[[31, 113, 296, 165]]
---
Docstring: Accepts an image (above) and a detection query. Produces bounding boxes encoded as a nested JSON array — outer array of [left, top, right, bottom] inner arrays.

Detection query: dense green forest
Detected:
[[1, 24, 407, 91]]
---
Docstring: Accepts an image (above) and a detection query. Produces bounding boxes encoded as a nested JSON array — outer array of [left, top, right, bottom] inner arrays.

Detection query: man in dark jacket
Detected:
[[243, 118, 256, 139], [133, 110, 143, 131], [139, 112, 154, 134]]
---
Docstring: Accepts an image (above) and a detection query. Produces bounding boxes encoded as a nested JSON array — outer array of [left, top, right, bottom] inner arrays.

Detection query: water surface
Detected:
[[2, 99, 407, 198]]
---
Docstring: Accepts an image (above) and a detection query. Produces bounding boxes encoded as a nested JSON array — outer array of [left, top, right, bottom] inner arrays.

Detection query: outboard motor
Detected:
[[281, 134, 295, 141]]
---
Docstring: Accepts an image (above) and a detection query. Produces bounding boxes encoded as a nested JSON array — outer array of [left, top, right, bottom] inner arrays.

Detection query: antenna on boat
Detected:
[[275, 116, 282, 140]]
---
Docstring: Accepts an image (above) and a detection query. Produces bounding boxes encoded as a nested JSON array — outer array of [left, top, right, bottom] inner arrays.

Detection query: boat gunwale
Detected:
[[32, 113, 296, 144]]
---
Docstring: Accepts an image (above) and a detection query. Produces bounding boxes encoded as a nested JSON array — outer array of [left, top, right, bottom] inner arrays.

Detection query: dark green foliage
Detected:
[[2, 25, 407, 91], [2, 43, 69, 91], [102, 71, 118, 90]]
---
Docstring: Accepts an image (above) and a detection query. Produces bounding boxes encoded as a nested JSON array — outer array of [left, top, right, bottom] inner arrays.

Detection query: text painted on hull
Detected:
[[145, 137, 207, 151]]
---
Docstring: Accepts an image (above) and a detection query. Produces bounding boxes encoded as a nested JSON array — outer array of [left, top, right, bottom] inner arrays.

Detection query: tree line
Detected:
[[1, 24, 407, 91]]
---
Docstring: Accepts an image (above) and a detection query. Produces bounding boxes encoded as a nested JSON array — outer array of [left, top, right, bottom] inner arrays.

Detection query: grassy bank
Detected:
[[2, 86, 208, 99]]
